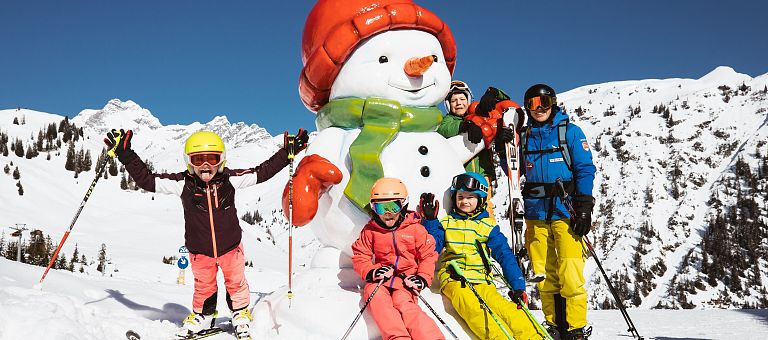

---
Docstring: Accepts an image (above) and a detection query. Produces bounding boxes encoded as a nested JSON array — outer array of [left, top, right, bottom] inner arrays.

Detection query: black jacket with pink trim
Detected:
[[121, 148, 289, 257]]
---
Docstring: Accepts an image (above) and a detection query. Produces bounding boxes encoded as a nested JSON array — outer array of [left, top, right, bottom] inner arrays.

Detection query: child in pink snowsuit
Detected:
[[105, 128, 307, 339], [351, 177, 444, 340]]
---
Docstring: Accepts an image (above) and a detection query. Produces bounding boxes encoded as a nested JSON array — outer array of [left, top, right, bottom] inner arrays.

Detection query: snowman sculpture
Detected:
[[286, 0, 485, 258], [257, 1, 488, 337]]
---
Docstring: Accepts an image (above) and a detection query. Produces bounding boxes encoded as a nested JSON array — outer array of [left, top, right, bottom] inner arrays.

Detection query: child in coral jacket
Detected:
[[351, 177, 444, 340]]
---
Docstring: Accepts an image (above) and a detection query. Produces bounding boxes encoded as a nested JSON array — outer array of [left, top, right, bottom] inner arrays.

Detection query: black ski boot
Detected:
[[564, 326, 592, 340], [543, 323, 561, 340]]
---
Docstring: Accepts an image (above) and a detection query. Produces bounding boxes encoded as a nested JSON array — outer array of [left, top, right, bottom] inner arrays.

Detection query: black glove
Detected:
[[419, 193, 439, 220], [476, 87, 510, 117], [459, 120, 483, 144], [366, 265, 394, 282], [571, 195, 595, 237], [403, 274, 428, 292], [447, 265, 464, 282], [508, 290, 528, 309], [494, 126, 514, 147], [285, 128, 309, 153], [103, 129, 137, 164]]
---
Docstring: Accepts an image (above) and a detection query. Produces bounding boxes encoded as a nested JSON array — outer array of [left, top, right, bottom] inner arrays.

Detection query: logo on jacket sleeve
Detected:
[[526, 161, 534, 170], [582, 141, 590, 151]]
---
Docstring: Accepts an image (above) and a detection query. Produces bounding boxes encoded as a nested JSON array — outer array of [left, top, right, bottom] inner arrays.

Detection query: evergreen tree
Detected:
[[12, 117, 19, 125], [56, 254, 67, 269], [120, 174, 128, 190], [4, 164, 10, 174], [108, 157, 118, 177], [69, 244, 80, 272], [25, 232, 48, 266], [25, 145, 34, 159], [36, 130, 44, 151], [14, 139, 24, 157], [46, 122, 58, 144], [16, 181, 23, 196], [97, 243, 108, 274], [65, 142, 76, 171], [0, 233, 5, 258], [62, 122, 73, 143], [75, 147, 85, 174], [82, 149, 92, 171]]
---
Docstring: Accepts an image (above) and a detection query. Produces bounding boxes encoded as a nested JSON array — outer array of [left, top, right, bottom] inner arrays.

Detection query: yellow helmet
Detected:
[[184, 131, 226, 173]]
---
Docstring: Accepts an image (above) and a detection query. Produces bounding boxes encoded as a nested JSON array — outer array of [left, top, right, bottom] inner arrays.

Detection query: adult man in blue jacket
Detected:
[[520, 84, 596, 340]]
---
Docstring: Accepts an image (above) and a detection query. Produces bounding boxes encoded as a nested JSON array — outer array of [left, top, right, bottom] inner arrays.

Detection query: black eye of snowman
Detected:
[[432, 55, 438, 62], [379, 56, 388, 63]]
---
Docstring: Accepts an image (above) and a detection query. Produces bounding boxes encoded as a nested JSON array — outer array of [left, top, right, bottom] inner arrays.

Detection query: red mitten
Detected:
[[282, 154, 342, 226]]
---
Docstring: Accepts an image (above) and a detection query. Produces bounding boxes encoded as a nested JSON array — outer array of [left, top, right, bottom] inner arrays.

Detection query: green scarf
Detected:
[[317, 97, 443, 210]]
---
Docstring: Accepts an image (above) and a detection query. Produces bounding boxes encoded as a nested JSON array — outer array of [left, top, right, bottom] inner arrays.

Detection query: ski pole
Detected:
[[286, 134, 295, 305], [397, 273, 459, 340], [554, 179, 644, 339], [580, 236, 643, 339], [39, 131, 122, 285], [340, 278, 385, 340], [474, 241, 553, 340], [447, 260, 513, 340]]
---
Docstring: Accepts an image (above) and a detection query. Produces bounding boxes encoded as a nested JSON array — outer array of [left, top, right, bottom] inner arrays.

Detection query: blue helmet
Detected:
[[450, 172, 488, 198]]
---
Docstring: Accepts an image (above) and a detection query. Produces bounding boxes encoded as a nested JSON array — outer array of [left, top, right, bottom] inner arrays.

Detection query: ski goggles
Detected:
[[371, 199, 405, 215], [447, 80, 473, 99], [189, 152, 222, 167], [524, 95, 555, 111], [451, 174, 488, 193]]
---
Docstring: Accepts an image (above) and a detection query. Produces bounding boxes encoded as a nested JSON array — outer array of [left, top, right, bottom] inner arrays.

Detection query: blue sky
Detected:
[[1, 0, 766, 135]]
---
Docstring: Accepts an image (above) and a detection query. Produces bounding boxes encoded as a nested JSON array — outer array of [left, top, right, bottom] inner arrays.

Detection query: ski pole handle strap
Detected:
[[448, 260, 466, 279]]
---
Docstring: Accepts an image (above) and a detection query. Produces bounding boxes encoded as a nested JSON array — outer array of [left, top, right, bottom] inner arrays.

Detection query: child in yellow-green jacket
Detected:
[[420, 172, 545, 340]]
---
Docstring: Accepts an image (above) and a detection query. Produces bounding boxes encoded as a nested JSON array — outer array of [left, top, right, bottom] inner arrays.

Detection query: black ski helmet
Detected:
[[524, 84, 557, 103], [523, 83, 559, 116]]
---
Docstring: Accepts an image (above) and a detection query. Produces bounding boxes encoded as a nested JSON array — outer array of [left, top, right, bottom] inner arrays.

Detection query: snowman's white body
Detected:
[[308, 127, 483, 258]]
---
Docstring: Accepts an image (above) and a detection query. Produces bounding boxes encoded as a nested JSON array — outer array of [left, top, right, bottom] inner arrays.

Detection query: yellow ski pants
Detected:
[[442, 280, 545, 339], [525, 219, 588, 330]]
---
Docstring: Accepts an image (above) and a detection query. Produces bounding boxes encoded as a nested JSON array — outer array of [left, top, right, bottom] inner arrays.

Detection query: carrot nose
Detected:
[[404, 55, 434, 77]]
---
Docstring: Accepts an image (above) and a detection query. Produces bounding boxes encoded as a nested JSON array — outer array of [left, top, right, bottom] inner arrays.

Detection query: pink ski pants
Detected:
[[363, 283, 445, 340], [190, 243, 250, 313]]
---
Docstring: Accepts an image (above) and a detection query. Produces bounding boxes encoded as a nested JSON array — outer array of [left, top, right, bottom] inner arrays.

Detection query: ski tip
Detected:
[[125, 330, 141, 340]]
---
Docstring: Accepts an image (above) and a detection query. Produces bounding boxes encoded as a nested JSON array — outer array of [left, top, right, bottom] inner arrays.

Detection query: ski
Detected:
[[125, 327, 227, 340], [499, 107, 531, 279]]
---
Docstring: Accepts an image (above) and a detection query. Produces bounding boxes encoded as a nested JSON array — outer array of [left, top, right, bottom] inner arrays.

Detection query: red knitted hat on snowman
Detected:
[[299, 0, 457, 112]]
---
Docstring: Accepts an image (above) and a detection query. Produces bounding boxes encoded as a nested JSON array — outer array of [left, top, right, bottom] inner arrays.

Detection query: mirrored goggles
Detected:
[[524, 95, 555, 111], [189, 152, 222, 167], [451, 174, 488, 193], [371, 199, 405, 215]]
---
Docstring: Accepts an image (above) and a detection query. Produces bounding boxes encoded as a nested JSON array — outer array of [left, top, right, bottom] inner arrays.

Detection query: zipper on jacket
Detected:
[[205, 183, 219, 259], [390, 230, 400, 288], [213, 185, 219, 209]]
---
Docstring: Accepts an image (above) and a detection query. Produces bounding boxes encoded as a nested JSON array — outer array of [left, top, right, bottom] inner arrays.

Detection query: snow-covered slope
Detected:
[[1, 66, 768, 339]]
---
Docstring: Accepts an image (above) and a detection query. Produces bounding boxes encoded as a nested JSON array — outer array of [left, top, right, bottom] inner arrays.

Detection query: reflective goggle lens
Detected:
[[524, 96, 555, 110], [371, 200, 404, 215], [190, 153, 221, 166], [451, 174, 488, 193]]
